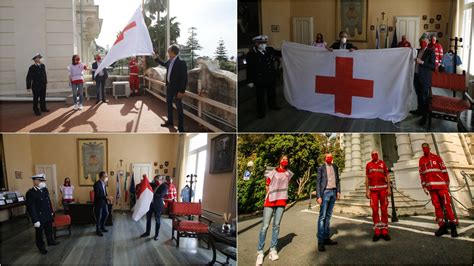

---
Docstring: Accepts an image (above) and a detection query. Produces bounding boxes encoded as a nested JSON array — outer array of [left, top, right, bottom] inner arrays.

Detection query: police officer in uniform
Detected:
[[246, 35, 282, 119], [140, 177, 169, 241], [26, 174, 60, 254], [26, 53, 49, 116]]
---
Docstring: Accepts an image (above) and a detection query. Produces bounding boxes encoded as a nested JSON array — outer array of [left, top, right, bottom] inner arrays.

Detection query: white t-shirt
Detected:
[[60, 185, 74, 200]]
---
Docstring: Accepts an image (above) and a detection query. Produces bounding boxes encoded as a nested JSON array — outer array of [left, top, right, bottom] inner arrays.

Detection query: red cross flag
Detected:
[[94, 6, 154, 78], [131, 177, 153, 221], [282, 42, 417, 122]]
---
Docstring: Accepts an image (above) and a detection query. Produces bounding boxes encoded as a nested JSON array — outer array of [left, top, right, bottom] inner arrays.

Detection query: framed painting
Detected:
[[238, 0, 262, 47], [210, 134, 236, 174], [336, 0, 368, 42], [78, 139, 108, 186]]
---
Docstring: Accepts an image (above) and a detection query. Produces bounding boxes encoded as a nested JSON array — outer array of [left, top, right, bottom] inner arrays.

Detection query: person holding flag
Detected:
[[154, 44, 188, 133], [129, 56, 140, 96], [139, 176, 169, 241]]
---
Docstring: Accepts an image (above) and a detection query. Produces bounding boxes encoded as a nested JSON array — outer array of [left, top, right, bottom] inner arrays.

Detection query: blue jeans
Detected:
[[95, 78, 106, 101], [257, 206, 285, 252], [317, 189, 336, 242], [166, 89, 184, 131], [71, 83, 84, 105]]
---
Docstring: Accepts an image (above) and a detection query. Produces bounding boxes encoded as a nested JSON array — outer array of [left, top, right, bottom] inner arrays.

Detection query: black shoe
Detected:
[[96, 231, 104, 237], [257, 113, 265, 119], [450, 223, 458, 238], [269, 105, 281, 111], [41, 109, 50, 112], [101, 228, 108, 233], [178, 128, 185, 133], [324, 238, 338, 245], [161, 122, 174, 127], [40, 249, 48, 255], [410, 110, 422, 116], [318, 243, 326, 252], [153, 236, 159, 241], [102, 99, 108, 103], [96, 100, 100, 104], [418, 115, 427, 126], [47, 240, 60, 246], [435, 224, 448, 237], [382, 234, 391, 241], [372, 234, 380, 242], [34, 111, 41, 116], [140, 232, 150, 238]]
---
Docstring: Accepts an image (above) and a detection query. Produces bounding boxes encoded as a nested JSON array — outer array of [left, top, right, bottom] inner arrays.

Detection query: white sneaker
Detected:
[[256, 252, 264, 266], [268, 249, 279, 261], [79, 104, 83, 110], [73, 104, 78, 110]]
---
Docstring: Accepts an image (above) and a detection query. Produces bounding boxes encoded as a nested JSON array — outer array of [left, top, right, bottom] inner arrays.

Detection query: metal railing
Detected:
[[144, 76, 236, 132]]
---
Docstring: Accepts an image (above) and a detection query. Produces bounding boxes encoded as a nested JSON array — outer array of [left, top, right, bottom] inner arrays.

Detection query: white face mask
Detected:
[[341, 37, 347, 44], [104, 177, 109, 183], [258, 44, 267, 51], [38, 182, 46, 189]]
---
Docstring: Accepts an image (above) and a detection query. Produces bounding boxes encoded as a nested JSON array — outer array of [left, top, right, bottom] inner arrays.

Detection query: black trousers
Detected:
[[255, 80, 277, 116], [94, 204, 109, 231], [414, 74, 429, 114], [145, 202, 163, 237], [35, 220, 54, 251], [166, 88, 184, 131], [32, 86, 47, 112]]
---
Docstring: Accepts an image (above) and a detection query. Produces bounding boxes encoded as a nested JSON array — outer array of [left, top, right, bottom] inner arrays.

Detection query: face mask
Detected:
[[104, 177, 109, 183], [325, 156, 333, 164], [371, 153, 379, 161], [39, 182, 46, 189], [258, 44, 267, 51], [420, 41, 427, 49], [431, 39, 436, 44], [96, 56, 101, 61], [280, 160, 289, 168], [341, 37, 347, 44], [422, 147, 430, 155]]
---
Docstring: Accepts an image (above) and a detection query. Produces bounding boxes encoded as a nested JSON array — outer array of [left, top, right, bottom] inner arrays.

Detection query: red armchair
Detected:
[[170, 202, 212, 248], [428, 71, 473, 130], [52, 205, 71, 239]]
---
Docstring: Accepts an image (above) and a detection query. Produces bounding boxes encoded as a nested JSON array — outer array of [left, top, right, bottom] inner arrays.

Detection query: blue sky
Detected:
[[95, 0, 236, 58]]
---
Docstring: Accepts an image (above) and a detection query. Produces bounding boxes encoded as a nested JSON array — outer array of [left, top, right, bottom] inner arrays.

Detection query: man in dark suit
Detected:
[[328, 31, 357, 51], [316, 153, 341, 252], [91, 54, 108, 104], [140, 176, 169, 241], [26, 53, 49, 116], [26, 174, 60, 254], [246, 35, 282, 119], [154, 44, 188, 132], [411, 34, 436, 126], [93, 171, 110, 236]]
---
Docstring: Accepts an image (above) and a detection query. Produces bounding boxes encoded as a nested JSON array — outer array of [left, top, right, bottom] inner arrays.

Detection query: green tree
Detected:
[[185, 27, 202, 69], [237, 134, 345, 214], [214, 39, 228, 62]]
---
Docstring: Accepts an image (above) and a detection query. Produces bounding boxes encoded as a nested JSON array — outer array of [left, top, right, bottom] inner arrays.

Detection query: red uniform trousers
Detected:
[[129, 75, 139, 95], [429, 188, 455, 227], [370, 189, 389, 235]]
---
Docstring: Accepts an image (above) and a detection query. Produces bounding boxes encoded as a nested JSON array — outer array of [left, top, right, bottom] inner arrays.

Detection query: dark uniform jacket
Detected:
[[155, 56, 188, 94], [26, 187, 53, 224], [329, 41, 357, 50], [246, 46, 281, 85], [316, 164, 341, 199], [26, 64, 47, 91], [415, 48, 436, 87], [91, 61, 108, 82], [93, 180, 108, 208], [151, 182, 169, 209]]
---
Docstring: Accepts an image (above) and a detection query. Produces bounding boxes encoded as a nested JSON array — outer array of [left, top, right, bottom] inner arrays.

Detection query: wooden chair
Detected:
[[170, 202, 212, 248], [52, 206, 72, 239], [428, 71, 473, 130]]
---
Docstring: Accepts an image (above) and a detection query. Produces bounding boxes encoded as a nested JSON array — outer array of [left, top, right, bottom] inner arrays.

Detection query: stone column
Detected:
[[351, 134, 362, 172], [410, 133, 427, 159], [434, 134, 468, 165], [343, 134, 352, 173], [396, 134, 413, 161]]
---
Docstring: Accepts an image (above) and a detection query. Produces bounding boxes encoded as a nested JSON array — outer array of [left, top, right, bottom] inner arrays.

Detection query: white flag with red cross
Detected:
[[131, 177, 153, 221], [281, 41, 417, 122], [94, 6, 154, 78]]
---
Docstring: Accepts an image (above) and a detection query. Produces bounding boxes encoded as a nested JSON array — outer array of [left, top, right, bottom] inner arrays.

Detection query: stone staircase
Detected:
[[333, 182, 432, 217]]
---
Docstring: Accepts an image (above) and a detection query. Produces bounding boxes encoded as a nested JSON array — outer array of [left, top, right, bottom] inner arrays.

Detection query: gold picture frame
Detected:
[[336, 0, 368, 42], [78, 138, 108, 186]]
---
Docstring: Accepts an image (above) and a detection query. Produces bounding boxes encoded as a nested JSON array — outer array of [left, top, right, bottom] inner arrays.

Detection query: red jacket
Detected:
[[428, 42, 444, 69], [129, 59, 139, 75], [366, 160, 389, 190], [419, 153, 449, 190]]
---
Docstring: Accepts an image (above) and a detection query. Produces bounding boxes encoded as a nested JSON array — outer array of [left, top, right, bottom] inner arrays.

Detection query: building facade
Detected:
[[340, 133, 474, 217], [0, 0, 101, 96]]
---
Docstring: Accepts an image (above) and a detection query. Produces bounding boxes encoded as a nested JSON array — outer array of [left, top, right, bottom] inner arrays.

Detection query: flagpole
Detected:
[[141, 0, 147, 86], [166, 0, 170, 59]]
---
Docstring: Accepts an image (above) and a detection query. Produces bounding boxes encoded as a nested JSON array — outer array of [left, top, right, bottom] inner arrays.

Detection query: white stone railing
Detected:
[[144, 76, 237, 132]]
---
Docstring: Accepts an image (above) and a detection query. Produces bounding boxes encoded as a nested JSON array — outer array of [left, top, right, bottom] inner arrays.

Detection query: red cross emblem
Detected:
[[315, 57, 374, 115], [113, 21, 137, 45]]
